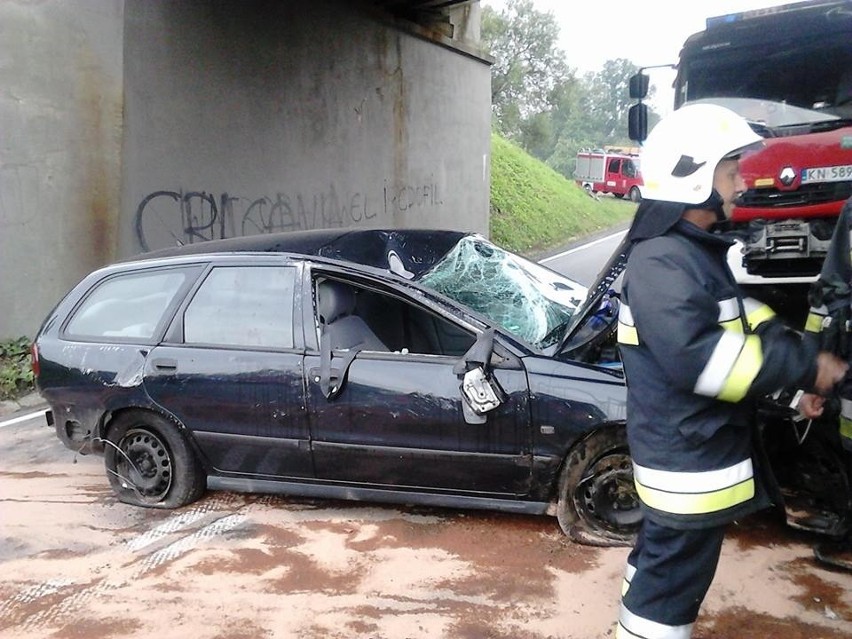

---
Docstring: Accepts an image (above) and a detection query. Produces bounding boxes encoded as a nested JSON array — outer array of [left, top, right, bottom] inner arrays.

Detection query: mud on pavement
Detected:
[[1, 417, 851, 639]]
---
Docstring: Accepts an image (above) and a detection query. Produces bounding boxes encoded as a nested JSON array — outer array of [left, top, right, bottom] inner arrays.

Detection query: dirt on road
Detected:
[[1, 411, 851, 639]]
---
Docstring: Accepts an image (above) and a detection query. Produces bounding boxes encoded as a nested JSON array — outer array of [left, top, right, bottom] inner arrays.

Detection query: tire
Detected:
[[104, 410, 206, 508], [556, 426, 641, 547], [629, 186, 641, 203]]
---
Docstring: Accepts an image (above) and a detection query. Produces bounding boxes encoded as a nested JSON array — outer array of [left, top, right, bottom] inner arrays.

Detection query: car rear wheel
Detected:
[[104, 410, 205, 508], [556, 426, 641, 547]]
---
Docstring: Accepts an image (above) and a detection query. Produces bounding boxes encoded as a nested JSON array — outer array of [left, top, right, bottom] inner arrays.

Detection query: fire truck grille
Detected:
[[738, 181, 852, 209]]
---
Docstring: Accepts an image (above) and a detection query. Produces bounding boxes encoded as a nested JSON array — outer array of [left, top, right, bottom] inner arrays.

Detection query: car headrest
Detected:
[[317, 281, 356, 325]]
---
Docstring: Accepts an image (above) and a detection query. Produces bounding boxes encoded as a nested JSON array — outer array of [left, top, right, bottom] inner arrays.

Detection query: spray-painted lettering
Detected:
[[135, 181, 443, 252]]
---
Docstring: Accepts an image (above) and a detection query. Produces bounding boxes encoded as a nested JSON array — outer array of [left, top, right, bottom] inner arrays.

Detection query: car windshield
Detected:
[[688, 97, 842, 129], [417, 235, 587, 348]]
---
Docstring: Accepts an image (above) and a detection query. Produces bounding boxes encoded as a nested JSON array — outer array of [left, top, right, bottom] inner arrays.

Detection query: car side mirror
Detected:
[[461, 367, 503, 413], [454, 329, 506, 424]]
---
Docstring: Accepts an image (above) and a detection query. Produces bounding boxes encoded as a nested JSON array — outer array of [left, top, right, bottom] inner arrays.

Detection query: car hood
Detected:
[[557, 233, 630, 356]]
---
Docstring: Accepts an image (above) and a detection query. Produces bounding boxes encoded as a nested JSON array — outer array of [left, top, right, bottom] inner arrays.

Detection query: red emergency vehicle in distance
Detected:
[[574, 148, 643, 202]]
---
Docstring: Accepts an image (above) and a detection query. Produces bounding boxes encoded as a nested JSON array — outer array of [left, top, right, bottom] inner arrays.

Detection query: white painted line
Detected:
[[127, 509, 214, 552], [19, 513, 248, 631], [0, 408, 48, 429], [133, 514, 247, 577], [539, 229, 627, 263]]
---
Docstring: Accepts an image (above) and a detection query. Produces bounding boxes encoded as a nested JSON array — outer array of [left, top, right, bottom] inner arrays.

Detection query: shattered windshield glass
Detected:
[[418, 235, 587, 348]]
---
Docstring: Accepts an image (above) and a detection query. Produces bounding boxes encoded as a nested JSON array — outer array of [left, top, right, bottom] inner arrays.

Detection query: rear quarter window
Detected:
[[65, 267, 195, 340]]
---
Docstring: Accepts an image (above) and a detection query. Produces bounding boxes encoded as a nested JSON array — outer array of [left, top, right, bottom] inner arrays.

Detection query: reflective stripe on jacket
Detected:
[[618, 220, 817, 528], [841, 398, 852, 452], [633, 458, 754, 515]]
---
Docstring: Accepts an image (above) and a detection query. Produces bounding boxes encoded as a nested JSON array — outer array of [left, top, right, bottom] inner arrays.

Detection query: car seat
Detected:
[[317, 280, 387, 351]]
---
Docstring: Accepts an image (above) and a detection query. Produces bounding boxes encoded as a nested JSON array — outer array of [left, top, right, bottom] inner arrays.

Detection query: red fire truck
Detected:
[[574, 149, 643, 202], [630, 0, 852, 279]]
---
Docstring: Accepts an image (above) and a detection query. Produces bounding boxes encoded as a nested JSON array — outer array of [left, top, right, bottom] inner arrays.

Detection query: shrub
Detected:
[[0, 337, 35, 401]]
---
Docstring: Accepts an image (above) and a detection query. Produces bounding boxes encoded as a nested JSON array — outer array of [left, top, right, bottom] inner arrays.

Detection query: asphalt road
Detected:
[[2, 410, 851, 638], [538, 228, 627, 289]]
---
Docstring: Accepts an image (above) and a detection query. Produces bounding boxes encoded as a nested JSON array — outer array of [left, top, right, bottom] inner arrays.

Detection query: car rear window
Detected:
[[65, 268, 193, 340], [183, 266, 296, 349]]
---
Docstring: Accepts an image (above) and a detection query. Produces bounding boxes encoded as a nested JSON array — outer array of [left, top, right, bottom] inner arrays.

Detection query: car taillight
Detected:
[[30, 343, 40, 378]]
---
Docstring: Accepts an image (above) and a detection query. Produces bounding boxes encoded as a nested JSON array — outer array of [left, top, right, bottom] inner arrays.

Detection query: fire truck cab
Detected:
[[629, 0, 852, 280]]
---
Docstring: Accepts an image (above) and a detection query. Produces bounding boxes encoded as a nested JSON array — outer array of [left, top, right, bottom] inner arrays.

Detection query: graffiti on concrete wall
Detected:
[[384, 181, 442, 214], [135, 180, 443, 251]]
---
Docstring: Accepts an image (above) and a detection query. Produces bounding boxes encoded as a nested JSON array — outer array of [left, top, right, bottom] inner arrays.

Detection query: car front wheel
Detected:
[[104, 410, 205, 508], [556, 426, 641, 547]]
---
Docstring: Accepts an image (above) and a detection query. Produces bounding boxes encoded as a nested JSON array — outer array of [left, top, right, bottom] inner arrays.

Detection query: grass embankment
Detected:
[[489, 133, 637, 255]]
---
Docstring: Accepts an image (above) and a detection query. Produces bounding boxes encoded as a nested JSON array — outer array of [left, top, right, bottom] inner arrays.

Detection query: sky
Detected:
[[481, 0, 794, 112]]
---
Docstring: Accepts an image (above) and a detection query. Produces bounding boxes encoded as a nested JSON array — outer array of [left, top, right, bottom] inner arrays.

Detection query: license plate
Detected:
[[800, 164, 852, 184]]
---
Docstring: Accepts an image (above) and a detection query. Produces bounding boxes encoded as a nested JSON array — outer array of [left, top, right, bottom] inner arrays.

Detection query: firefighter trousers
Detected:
[[617, 519, 727, 639]]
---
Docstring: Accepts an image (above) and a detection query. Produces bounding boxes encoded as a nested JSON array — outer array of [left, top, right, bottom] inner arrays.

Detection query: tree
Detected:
[[546, 59, 661, 177], [519, 75, 589, 165], [483, 3, 663, 180], [482, 0, 570, 140], [581, 58, 645, 145]]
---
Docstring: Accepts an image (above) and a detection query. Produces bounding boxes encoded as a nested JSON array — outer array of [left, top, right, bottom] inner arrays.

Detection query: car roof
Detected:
[[129, 228, 472, 277]]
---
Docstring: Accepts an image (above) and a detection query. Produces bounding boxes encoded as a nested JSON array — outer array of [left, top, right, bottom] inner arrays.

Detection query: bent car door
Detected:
[[144, 258, 312, 478], [304, 274, 533, 496]]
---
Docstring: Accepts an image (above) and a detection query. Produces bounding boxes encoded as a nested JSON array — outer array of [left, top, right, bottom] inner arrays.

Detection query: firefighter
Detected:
[[615, 103, 847, 638], [803, 196, 852, 453], [801, 195, 852, 570]]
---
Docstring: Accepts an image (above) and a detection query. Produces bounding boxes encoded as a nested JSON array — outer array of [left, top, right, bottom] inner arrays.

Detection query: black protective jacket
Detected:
[[618, 218, 818, 529], [805, 197, 852, 451]]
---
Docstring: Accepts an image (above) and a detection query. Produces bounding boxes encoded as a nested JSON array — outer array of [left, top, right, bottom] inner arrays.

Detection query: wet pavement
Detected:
[[1, 404, 851, 638]]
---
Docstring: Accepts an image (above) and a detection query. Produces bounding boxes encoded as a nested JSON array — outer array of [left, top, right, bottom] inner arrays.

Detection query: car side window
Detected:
[[184, 266, 295, 349], [316, 279, 475, 356], [65, 268, 192, 340]]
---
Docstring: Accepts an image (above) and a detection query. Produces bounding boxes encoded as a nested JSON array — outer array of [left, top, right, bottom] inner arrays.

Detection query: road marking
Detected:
[[134, 513, 247, 575], [0, 579, 75, 619], [539, 229, 627, 263], [11, 513, 248, 631], [127, 502, 237, 551], [0, 408, 48, 429]]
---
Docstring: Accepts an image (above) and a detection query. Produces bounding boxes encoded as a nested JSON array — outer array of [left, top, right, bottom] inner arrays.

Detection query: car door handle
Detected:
[[152, 358, 178, 371]]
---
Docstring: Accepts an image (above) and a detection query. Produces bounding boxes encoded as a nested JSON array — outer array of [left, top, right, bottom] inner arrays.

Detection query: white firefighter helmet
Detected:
[[640, 103, 763, 205]]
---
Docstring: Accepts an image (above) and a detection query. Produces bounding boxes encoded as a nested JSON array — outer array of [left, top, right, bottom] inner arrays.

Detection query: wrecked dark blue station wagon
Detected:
[[33, 229, 637, 545]]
